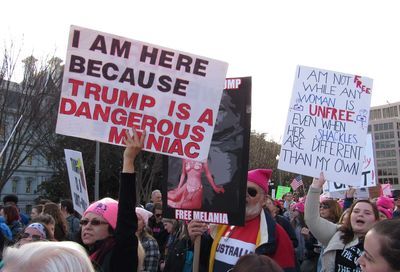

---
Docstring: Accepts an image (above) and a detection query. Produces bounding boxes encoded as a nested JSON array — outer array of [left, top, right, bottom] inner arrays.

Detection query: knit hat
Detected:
[[376, 196, 394, 210], [378, 206, 393, 219], [84, 197, 118, 230], [337, 199, 344, 209], [136, 207, 153, 225], [247, 169, 272, 194], [292, 202, 305, 213], [26, 223, 47, 239]]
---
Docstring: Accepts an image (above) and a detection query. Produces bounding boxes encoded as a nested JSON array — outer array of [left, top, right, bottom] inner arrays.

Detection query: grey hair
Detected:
[[2, 241, 94, 272]]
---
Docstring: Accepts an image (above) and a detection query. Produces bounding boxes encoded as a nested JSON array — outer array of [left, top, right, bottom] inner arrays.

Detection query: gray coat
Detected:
[[304, 186, 360, 272]]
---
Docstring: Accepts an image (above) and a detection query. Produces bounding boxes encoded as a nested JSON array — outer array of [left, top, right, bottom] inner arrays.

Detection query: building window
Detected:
[[27, 155, 33, 166], [25, 178, 32, 193], [12, 177, 19, 193], [370, 109, 382, 120]]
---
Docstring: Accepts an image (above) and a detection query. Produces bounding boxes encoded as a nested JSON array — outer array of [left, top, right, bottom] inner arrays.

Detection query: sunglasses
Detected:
[[79, 218, 109, 226], [320, 204, 330, 209], [21, 232, 43, 241], [247, 187, 259, 197], [155, 213, 162, 218]]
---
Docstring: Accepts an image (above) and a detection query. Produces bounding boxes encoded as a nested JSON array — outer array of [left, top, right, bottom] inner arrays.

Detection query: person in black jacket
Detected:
[[79, 128, 144, 272], [159, 219, 190, 272]]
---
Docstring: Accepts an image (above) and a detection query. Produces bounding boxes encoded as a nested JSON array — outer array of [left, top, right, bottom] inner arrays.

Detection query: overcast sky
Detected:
[[2, 0, 399, 141]]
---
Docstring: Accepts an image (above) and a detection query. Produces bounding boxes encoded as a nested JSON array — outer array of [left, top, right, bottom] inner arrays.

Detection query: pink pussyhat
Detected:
[[378, 206, 393, 219], [247, 169, 272, 194], [292, 202, 305, 213], [136, 207, 153, 225], [84, 197, 118, 230], [376, 196, 394, 210]]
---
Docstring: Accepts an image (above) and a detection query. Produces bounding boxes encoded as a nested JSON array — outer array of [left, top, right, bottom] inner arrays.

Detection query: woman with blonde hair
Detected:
[[1, 241, 94, 272]]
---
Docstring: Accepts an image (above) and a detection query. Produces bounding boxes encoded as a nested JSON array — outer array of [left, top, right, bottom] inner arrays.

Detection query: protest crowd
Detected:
[[1, 27, 400, 272], [0, 127, 398, 272]]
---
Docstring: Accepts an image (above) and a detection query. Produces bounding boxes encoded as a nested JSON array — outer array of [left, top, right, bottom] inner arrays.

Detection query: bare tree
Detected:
[[134, 152, 163, 204], [0, 45, 62, 192]]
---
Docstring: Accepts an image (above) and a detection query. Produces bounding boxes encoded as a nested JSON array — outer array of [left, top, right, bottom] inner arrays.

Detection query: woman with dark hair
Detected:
[[0, 205, 23, 243], [42, 202, 68, 241], [78, 128, 144, 271], [229, 254, 283, 272], [305, 172, 380, 271], [30, 204, 44, 221], [31, 213, 56, 241], [358, 218, 400, 272], [160, 219, 190, 272]]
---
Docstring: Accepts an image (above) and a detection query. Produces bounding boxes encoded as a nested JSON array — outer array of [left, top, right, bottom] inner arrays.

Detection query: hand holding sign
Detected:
[[56, 26, 228, 161], [122, 128, 146, 173], [312, 172, 326, 189], [278, 66, 372, 184]]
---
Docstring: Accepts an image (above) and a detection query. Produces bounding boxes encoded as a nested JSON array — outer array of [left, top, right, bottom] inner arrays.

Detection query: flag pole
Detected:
[[0, 115, 23, 159]]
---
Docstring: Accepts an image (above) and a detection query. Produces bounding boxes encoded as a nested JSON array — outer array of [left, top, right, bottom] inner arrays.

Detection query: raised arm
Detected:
[[122, 129, 145, 173], [112, 128, 145, 271], [304, 172, 338, 246]]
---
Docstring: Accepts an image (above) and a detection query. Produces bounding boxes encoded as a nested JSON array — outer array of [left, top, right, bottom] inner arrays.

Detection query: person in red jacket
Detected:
[[188, 169, 297, 272]]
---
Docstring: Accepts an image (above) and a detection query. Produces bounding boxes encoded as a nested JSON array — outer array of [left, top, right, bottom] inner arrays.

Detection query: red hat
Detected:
[[247, 169, 272, 194]]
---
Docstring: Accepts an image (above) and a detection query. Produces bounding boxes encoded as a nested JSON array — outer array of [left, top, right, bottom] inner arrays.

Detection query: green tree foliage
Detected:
[[38, 136, 163, 205], [248, 131, 311, 192]]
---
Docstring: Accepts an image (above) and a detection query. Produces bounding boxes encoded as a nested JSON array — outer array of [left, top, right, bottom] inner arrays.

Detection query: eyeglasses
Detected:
[[21, 233, 44, 241], [79, 218, 109, 226], [247, 187, 259, 197], [155, 213, 162, 218], [320, 204, 330, 209]]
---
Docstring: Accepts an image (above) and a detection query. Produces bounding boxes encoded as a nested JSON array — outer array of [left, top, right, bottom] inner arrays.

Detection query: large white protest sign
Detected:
[[324, 134, 376, 192], [278, 66, 372, 185], [56, 25, 228, 161], [64, 149, 90, 216], [323, 188, 370, 200]]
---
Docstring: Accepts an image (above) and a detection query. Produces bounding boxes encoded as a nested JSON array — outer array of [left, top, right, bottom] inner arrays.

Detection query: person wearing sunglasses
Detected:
[[15, 223, 49, 247], [148, 202, 168, 256], [78, 128, 145, 272], [187, 168, 297, 272]]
